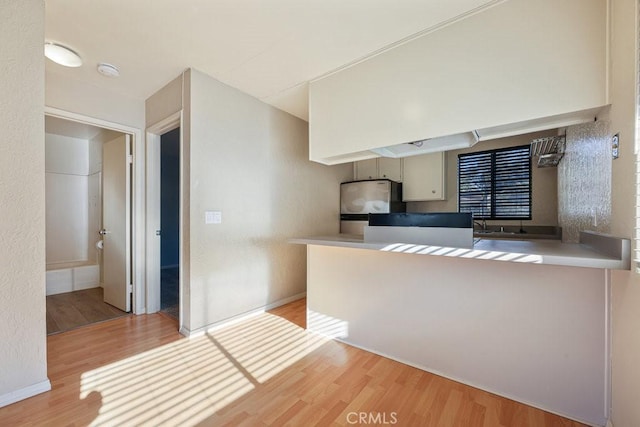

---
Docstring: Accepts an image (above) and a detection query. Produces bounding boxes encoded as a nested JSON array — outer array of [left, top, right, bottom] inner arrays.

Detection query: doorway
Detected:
[[145, 111, 183, 329], [159, 127, 180, 319], [44, 115, 132, 333]]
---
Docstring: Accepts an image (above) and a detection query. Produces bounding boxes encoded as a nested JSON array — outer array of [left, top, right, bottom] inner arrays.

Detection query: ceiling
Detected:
[[45, 0, 502, 121]]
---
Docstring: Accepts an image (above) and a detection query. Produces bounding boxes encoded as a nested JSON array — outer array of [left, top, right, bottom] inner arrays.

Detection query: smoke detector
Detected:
[[97, 63, 120, 78]]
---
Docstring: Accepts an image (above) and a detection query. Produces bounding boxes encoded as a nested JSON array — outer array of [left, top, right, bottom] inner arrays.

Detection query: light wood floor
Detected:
[[46, 287, 129, 334], [1, 298, 585, 426]]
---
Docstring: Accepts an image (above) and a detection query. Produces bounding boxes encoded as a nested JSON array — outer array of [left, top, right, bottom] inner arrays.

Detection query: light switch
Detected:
[[205, 211, 222, 224]]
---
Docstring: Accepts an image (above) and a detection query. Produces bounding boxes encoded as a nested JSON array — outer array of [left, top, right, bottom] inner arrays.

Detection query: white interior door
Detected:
[[102, 134, 131, 312]]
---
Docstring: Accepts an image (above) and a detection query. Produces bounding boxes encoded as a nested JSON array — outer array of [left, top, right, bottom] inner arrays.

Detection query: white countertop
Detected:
[[291, 233, 631, 270]]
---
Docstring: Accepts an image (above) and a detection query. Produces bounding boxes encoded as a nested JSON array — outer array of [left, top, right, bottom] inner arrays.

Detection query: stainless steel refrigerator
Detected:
[[340, 179, 405, 235]]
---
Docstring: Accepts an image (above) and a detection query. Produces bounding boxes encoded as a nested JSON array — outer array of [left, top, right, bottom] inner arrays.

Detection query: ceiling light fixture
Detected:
[[97, 63, 120, 78], [44, 42, 82, 67]]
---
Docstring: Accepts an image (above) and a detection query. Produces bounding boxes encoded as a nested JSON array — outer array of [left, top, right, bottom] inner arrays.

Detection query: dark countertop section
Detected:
[[369, 212, 473, 228], [473, 225, 562, 240]]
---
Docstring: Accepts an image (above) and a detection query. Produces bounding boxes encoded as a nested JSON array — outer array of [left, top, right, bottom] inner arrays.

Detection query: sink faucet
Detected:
[[473, 219, 487, 231]]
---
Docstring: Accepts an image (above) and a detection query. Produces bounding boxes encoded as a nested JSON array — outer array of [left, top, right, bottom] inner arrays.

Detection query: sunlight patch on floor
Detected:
[[79, 311, 331, 426]]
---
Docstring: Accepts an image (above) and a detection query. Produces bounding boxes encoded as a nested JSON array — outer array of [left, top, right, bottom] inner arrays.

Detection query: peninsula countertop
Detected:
[[291, 231, 631, 270]]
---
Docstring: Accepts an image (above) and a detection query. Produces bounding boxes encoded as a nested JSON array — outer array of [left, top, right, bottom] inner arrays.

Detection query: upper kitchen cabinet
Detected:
[[378, 158, 402, 181], [354, 158, 378, 180], [309, 0, 607, 165], [402, 152, 446, 201], [355, 158, 402, 181]]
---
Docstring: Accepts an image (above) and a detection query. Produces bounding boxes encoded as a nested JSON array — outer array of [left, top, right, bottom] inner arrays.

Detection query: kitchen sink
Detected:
[[475, 230, 517, 235], [473, 226, 561, 240]]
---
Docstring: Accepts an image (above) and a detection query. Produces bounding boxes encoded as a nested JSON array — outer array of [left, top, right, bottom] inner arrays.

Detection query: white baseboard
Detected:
[[0, 379, 51, 408], [263, 292, 306, 311], [180, 292, 306, 337]]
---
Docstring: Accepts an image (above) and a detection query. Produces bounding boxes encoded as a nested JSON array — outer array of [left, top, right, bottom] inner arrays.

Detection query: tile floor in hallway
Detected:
[[46, 287, 129, 335], [160, 266, 179, 319]]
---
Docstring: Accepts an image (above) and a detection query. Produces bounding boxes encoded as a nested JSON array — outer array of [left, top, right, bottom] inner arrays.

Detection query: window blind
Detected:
[[458, 145, 531, 220]]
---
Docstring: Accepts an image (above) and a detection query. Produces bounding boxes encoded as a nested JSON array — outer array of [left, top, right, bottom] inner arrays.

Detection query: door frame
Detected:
[[45, 106, 145, 314], [145, 112, 183, 326]]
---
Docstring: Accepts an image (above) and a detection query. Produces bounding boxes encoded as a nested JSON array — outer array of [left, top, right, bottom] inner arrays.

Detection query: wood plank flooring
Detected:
[[1, 298, 586, 426], [46, 287, 129, 334]]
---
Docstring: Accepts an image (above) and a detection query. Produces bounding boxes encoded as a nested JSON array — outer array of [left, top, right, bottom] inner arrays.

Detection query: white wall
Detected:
[[307, 245, 608, 426], [45, 133, 89, 175], [608, 0, 640, 425], [45, 133, 90, 264], [309, 0, 607, 164], [184, 69, 352, 332], [409, 129, 559, 226], [0, 0, 49, 405]]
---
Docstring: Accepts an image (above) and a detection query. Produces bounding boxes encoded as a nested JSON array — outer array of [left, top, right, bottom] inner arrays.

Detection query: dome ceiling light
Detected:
[[44, 42, 82, 67]]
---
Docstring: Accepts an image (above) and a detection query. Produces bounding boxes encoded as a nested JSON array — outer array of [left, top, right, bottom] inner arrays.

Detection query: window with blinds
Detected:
[[458, 145, 531, 220]]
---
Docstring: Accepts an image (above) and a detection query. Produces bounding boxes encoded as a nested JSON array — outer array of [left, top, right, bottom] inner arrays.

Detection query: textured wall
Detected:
[[186, 69, 352, 332], [557, 121, 611, 243], [0, 0, 48, 400]]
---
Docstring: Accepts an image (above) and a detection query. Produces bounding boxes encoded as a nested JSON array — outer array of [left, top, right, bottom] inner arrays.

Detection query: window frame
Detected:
[[457, 144, 532, 221]]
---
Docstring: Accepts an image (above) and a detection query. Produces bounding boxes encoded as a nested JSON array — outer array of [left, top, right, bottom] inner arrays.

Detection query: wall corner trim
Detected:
[[0, 379, 52, 408]]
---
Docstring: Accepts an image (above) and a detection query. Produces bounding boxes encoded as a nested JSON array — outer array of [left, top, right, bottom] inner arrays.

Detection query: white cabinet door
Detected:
[[355, 158, 402, 181], [402, 152, 446, 201], [354, 158, 378, 180], [378, 158, 402, 181]]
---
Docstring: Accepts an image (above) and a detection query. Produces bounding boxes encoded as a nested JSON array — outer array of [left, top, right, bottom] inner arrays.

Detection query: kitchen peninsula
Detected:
[[292, 231, 630, 426]]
